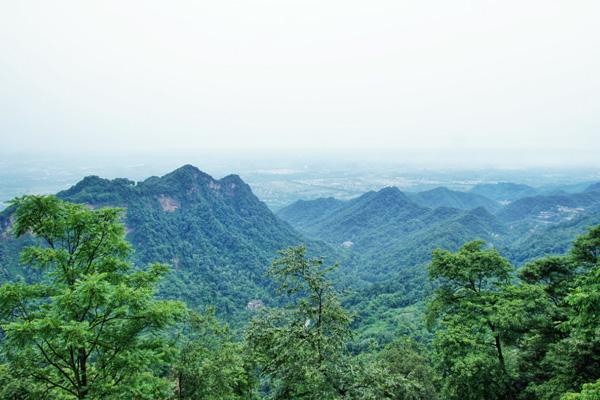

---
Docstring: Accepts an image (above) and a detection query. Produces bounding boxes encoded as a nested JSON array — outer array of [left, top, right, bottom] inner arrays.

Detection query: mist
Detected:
[[1, 1, 599, 167]]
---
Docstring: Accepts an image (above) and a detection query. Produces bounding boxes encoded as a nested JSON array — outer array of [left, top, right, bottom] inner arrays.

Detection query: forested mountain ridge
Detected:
[[0, 165, 334, 320], [276, 196, 345, 230], [279, 184, 600, 271], [2, 193, 599, 399], [409, 186, 501, 212]]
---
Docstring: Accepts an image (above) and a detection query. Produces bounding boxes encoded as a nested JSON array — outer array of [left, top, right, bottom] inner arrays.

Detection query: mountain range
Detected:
[[2, 166, 600, 333], [278, 181, 600, 277], [0, 165, 331, 323]]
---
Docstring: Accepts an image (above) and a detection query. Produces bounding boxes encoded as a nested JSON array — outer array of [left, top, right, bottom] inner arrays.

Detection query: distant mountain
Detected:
[[277, 197, 345, 231], [278, 187, 508, 280], [470, 182, 537, 202], [496, 191, 600, 223], [409, 187, 501, 213], [279, 185, 600, 279], [0, 165, 330, 321], [283, 187, 428, 247]]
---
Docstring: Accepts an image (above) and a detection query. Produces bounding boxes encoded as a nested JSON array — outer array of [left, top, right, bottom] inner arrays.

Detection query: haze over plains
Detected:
[[1, 1, 599, 166]]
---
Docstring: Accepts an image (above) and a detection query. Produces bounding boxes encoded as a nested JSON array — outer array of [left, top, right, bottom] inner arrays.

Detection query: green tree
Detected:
[[0, 195, 186, 399], [426, 240, 514, 400], [561, 379, 600, 400], [511, 256, 576, 399], [174, 308, 256, 399], [373, 337, 439, 399], [246, 246, 353, 399], [526, 227, 600, 399]]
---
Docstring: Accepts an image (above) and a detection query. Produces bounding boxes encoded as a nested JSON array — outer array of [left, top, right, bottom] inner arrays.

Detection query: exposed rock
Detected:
[[158, 195, 180, 212]]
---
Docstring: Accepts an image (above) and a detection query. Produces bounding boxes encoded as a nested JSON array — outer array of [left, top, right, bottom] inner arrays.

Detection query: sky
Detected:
[[1, 0, 599, 166]]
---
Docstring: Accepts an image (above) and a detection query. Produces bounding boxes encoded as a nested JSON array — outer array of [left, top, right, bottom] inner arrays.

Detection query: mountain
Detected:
[[282, 187, 429, 247], [492, 189, 600, 264], [0, 165, 331, 321], [277, 197, 345, 231], [470, 182, 537, 202], [278, 185, 600, 280], [409, 187, 501, 213], [496, 191, 600, 223], [278, 187, 507, 281]]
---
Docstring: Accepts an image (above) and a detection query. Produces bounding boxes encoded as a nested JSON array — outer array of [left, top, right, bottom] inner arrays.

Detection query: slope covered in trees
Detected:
[[1, 195, 599, 399], [279, 184, 600, 271], [409, 186, 501, 213], [0, 165, 335, 322]]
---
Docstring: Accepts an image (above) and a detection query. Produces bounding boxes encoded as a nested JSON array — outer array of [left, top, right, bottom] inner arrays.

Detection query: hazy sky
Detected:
[[1, 1, 599, 166]]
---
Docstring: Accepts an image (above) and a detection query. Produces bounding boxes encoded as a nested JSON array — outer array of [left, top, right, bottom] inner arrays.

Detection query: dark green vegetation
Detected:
[[1, 166, 600, 398], [278, 182, 600, 272], [1, 194, 599, 399], [0, 165, 336, 325], [425, 229, 600, 399], [0, 196, 186, 398], [278, 182, 600, 347], [409, 186, 502, 213]]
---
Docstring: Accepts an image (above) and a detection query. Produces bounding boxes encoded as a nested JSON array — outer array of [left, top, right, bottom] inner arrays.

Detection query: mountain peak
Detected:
[[375, 186, 407, 199], [158, 165, 215, 190], [167, 164, 209, 179], [220, 174, 245, 185]]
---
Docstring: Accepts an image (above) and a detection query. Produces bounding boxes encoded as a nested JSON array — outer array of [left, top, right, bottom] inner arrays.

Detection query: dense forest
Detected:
[[0, 194, 599, 399]]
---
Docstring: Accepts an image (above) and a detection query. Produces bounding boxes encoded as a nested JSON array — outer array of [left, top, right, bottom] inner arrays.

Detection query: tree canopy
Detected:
[[0, 195, 186, 399]]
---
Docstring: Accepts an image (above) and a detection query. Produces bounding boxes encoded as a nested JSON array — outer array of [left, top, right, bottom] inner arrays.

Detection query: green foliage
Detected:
[[562, 379, 600, 400], [374, 337, 439, 399], [571, 224, 600, 265], [247, 246, 354, 399], [426, 241, 515, 399], [1, 173, 600, 399], [409, 186, 501, 213], [425, 227, 600, 400], [175, 308, 256, 399], [0, 195, 187, 399], [0, 166, 330, 325]]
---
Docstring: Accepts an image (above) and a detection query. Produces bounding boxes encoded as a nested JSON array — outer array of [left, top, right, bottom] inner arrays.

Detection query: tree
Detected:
[[570, 224, 600, 266], [524, 226, 600, 399], [246, 246, 353, 399], [373, 337, 439, 399], [0, 195, 186, 399], [426, 240, 514, 400], [174, 308, 256, 400], [561, 379, 600, 400]]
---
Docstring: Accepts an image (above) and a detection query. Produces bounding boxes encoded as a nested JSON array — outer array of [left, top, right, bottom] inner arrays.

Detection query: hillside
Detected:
[[279, 184, 600, 275], [278, 187, 507, 282], [408, 186, 501, 213], [276, 197, 345, 231], [496, 190, 600, 223], [0, 165, 333, 321]]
